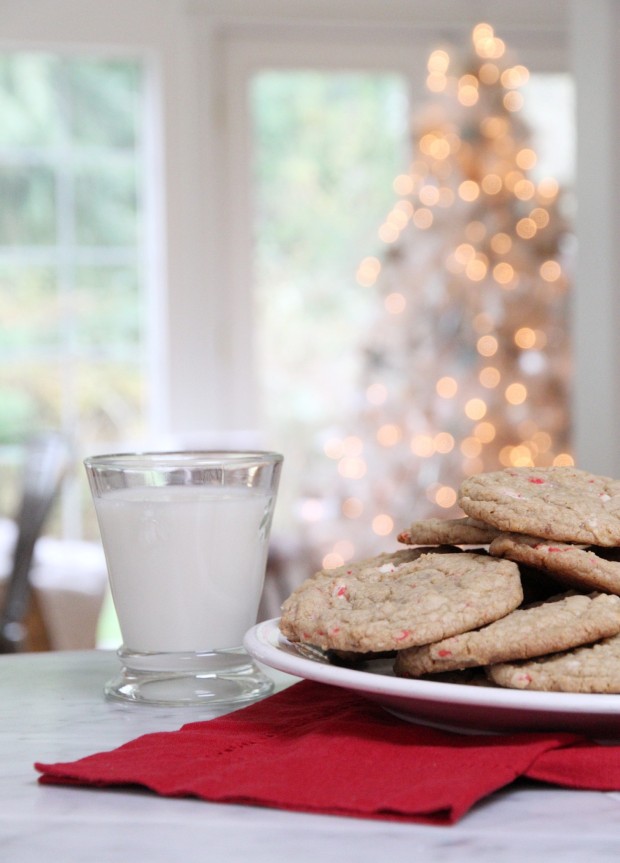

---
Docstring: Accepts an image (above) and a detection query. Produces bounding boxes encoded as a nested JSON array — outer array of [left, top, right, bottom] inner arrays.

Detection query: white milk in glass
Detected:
[[94, 485, 273, 653]]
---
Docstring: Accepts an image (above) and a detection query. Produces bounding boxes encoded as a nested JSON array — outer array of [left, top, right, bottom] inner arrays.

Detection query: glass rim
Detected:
[[83, 450, 283, 470]]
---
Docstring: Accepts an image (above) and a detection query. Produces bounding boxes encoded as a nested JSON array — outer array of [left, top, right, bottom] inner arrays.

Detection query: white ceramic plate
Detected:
[[244, 618, 620, 738]]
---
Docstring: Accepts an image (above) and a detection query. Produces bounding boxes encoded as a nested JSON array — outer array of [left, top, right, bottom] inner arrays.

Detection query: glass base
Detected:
[[104, 646, 274, 707]]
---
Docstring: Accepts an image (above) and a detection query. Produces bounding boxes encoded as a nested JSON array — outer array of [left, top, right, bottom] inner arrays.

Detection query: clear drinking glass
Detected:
[[84, 450, 283, 707]]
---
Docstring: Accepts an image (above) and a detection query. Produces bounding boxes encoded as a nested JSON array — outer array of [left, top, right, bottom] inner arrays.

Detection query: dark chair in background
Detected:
[[0, 433, 73, 653]]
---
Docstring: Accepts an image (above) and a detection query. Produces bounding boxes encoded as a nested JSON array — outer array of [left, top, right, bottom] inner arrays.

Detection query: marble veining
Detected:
[[2, 650, 620, 862]]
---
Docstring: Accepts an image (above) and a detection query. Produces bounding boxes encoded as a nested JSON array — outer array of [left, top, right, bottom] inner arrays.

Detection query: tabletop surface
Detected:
[[3, 649, 620, 862]]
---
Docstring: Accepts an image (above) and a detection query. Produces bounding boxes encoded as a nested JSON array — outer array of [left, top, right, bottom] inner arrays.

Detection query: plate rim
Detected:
[[244, 617, 620, 719]]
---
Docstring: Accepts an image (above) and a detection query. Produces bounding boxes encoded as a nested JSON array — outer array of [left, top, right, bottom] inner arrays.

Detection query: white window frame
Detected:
[[2, 0, 618, 476]]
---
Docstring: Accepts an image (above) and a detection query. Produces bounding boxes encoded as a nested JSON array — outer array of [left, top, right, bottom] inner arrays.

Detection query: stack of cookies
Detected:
[[279, 466, 620, 693]]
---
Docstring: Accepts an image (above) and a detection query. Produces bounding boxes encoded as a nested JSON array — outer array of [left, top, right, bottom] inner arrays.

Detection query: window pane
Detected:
[[252, 72, 409, 527], [0, 52, 149, 540], [0, 265, 59, 353], [0, 54, 61, 147], [0, 362, 61, 438], [74, 162, 139, 246], [67, 59, 142, 147], [522, 74, 574, 184], [73, 266, 142, 350], [0, 164, 56, 244], [75, 360, 146, 445]]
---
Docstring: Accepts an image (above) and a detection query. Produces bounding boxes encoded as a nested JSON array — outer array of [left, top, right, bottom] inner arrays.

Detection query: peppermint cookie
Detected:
[[397, 516, 501, 546], [314, 547, 447, 580], [489, 533, 620, 595], [394, 592, 620, 677], [279, 552, 523, 653], [458, 466, 620, 546], [488, 632, 620, 693]]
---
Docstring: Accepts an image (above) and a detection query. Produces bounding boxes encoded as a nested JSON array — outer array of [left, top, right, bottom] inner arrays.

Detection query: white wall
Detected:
[[570, 0, 620, 476]]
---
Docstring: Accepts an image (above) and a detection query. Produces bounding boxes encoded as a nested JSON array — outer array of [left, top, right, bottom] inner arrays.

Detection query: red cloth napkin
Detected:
[[35, 680, 620, 825]]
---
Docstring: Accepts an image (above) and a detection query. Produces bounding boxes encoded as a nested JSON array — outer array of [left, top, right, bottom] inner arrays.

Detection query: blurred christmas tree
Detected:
[[317, 23, 573, 567]]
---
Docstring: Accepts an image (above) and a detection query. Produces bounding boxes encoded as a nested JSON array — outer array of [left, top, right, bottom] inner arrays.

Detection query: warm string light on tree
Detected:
[[319, 22, 573, 570]]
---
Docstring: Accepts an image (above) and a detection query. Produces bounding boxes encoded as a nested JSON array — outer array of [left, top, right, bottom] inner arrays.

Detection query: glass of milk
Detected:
[[84, 450, 283, 707]]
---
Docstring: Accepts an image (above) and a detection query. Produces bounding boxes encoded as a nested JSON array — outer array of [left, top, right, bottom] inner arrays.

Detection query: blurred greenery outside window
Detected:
[[251, 71, 411, 529], [0, 53, 147, 537]]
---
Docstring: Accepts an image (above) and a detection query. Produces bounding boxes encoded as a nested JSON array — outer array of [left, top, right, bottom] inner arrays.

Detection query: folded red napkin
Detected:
[[35, 680, 620, 825]]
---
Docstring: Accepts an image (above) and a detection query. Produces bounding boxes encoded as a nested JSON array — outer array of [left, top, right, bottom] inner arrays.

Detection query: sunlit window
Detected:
[[0, 53, 149, 536], [251, 71, 410, 527]]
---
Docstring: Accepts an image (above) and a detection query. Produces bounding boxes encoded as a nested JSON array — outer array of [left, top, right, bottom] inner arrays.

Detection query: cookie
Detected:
[[397, 516, 501, 546], [489, 533, 620, 595], [458, 466, 620, 546], [279, 551, 523, 653], [394, 592, 620, 677], [487, 632, 620, 693], [313, 547, 448, 581]]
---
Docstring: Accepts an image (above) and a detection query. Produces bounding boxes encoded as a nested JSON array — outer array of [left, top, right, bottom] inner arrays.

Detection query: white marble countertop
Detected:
[[3, 649, 620, 862]]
